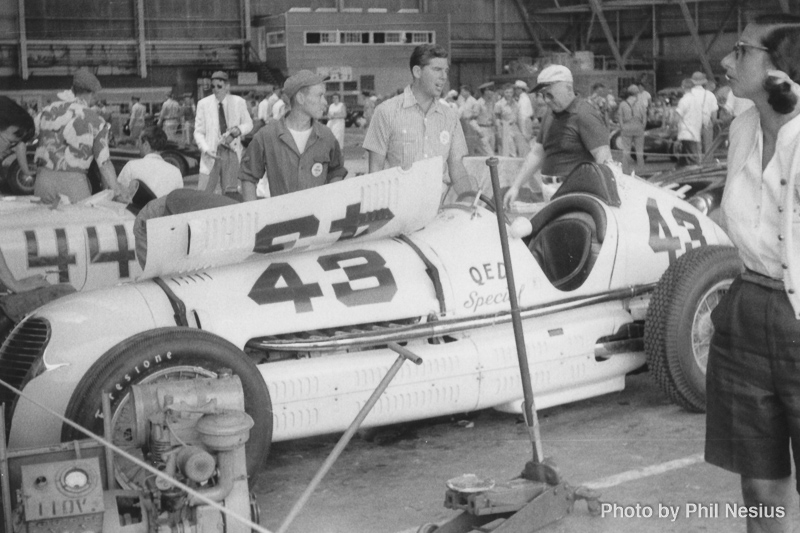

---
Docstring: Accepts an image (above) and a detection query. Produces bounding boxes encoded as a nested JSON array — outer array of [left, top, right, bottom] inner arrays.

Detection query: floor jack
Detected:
[[416, 158, 602, 533]]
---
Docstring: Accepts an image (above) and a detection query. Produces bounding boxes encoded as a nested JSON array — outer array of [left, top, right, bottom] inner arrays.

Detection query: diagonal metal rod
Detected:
[[486, 157, 544, 464], [276, 342, 423, 533]]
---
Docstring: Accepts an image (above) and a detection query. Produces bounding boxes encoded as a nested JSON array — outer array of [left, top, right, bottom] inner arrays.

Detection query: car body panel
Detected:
[[6, 162, 732, 450], [0, 196, 139, 291]]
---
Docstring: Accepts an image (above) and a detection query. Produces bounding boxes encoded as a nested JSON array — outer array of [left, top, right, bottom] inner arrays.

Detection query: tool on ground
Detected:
[[276, 342, 423, 533], [417, 157, 600, 533]]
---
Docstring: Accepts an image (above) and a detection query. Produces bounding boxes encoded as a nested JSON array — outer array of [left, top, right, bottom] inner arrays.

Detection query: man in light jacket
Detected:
[[194, 71, 253, 193]]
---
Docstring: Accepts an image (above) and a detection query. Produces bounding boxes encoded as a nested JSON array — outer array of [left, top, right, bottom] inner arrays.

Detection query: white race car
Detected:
[[0, 173, 183, 335], [2, 157, 738, 484]]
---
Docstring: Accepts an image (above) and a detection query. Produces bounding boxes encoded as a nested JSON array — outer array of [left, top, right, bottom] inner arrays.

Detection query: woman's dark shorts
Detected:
[[705, 274, 800, 491]]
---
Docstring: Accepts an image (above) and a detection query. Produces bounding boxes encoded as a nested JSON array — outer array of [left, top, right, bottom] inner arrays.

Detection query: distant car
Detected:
[[649, 160, 727, 225], [0, 141, 199, 196], [647, 130, 729, 224], [610, 126, 682, 162]]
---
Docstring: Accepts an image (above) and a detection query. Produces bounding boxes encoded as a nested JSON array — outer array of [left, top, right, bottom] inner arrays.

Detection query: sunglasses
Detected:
[[733, 41, 769, 60]]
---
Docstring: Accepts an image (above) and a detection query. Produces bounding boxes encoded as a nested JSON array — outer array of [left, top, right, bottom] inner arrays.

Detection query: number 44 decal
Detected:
[[646, 198, 707, 263]]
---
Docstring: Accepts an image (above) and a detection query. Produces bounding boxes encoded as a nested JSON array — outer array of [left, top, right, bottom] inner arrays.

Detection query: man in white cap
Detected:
[[239, 70, 347, 201], [514, 80, 534, 141], [194, 71, 253, 195], [474, 81, 498, 156], [503, 64, 611, 206]]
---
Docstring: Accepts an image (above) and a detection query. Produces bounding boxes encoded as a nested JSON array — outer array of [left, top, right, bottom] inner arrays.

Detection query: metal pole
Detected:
[[102, 392, 116, 489], [0, 408, 13, 533], [486, 157, 544, 464], [275, 343, 422, 533]]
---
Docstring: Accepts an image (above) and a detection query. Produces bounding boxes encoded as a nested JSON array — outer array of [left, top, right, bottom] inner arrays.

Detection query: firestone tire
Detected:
[[644, 246, 742, 412], [62, 327, 272, 486]]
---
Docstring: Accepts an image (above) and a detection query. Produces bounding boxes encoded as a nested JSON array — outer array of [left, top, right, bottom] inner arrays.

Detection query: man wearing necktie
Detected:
[[194, 71, 253, 195]]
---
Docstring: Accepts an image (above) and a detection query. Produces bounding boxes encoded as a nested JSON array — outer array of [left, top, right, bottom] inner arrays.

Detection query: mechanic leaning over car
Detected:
[[116, 125, 184, 198], [704, 15, 800, 533], [33, 69, 125, 204], [363, 44, 476, 202], [0, 97, 51, 292], [503, 64, 612, 207], [0, 95, 36, 179], [239, 70, 348, 201]]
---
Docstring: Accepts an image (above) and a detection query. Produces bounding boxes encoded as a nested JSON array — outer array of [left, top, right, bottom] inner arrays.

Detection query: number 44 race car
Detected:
[[2, 157, 739, 485]]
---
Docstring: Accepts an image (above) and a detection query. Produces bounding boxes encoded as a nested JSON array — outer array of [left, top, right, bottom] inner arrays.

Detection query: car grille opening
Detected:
[[0, 317, 50, 435]]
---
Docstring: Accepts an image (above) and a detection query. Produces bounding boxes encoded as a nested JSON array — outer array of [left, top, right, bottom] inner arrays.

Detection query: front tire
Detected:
[[644, 246, 742, 412], [62, 328, 272, 487]]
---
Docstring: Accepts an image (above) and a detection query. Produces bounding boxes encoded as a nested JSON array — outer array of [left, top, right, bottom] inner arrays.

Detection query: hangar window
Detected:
[[410, 32, 434, 44], [267, 31, 285, 48], [341, 32, 370, 44], [306, 31, 338, 45], [343, 81, 358, 91]]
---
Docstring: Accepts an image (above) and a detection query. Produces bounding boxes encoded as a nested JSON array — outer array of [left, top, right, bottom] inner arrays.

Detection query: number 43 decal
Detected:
[[646, 198, 707, 263]]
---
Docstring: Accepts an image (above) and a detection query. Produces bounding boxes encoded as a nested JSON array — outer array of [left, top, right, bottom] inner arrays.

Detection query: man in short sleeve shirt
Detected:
[[363, 44, 475, 199], [34, 69, 123, 203], [504, 65, 611, 206]]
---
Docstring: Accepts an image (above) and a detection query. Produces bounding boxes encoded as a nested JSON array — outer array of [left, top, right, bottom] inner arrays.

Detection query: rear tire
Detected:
[[644, 246, 742, 412], [62, 327, 272, 487], [7, 160, 35, 195]]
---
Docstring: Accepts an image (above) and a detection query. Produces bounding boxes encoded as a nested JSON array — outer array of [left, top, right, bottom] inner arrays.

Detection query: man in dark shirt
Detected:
[[503, 65, 611, 206], [239, 70, 347, 201]]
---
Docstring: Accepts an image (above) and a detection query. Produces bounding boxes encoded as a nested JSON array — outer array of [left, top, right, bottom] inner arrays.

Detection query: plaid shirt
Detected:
[[35, 92, 110, 172], [363, 86, 467, 183]]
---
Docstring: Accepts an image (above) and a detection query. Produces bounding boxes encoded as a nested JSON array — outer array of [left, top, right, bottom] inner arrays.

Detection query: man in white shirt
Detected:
[[676, 73, 716, 166], [117, 125, 184, 198], [194, 71, 253, 193], [514, 80, 534, 141], [256, 88, 273, 124]]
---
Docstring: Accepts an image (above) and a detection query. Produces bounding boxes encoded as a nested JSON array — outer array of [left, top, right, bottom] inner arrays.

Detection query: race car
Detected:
[[0, 169, 184, 336], [2, 156, 738, 487], [0, 140, 199, 195]]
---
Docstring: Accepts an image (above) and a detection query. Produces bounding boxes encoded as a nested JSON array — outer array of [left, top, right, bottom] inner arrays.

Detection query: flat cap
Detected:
[[211, 71, 229, 81], [532, 65, 573, 92], [627, 84, 640, 95], [73, 69, 102, 93], [514, 80, 529, 90], [691, 71, 708, 86], [284, 70, 328, 100]]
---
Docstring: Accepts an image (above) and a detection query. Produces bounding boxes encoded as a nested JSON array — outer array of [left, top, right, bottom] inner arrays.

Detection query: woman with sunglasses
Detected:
[[706, 15, 800, 532]]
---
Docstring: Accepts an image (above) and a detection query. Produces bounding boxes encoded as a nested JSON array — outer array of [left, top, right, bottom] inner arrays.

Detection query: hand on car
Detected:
[[503, 185, 520, 209]]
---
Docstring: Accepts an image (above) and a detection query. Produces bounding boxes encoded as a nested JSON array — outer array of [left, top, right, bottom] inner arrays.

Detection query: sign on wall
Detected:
[[317, 66, 352, 81]]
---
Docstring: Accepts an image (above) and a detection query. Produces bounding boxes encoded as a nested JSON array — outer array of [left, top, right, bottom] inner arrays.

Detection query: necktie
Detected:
[[218, 102, 228, 134]]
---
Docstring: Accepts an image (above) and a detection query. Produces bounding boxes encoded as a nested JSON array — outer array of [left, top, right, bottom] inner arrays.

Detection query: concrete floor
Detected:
[[252, 371, 799, 533]]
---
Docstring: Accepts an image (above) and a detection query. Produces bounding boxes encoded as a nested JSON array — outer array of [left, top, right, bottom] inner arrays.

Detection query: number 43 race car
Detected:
[[2, 157, 739, 484]]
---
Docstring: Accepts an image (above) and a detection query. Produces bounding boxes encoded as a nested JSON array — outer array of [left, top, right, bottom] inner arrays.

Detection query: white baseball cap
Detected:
[[533, 65, 573, 92]]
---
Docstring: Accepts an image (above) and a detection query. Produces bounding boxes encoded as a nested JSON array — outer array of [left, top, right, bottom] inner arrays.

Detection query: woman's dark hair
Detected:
[[754, 15, 800, 114], [140, 125, 168, 152], [0, 96, 35, 143]]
